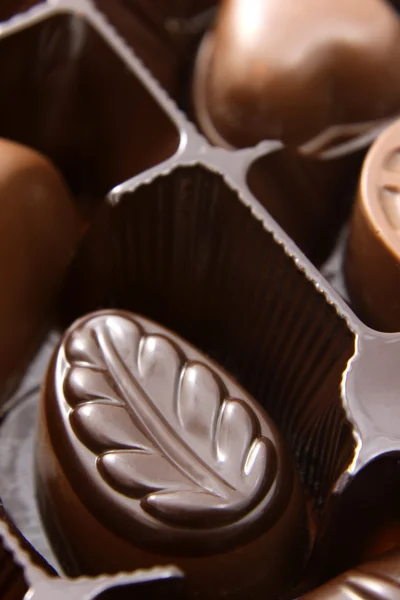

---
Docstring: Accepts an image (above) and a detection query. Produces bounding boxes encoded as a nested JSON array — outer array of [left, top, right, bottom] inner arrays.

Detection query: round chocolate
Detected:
[[36, 310, 309, 599], [193, 0, 400, 150], [346, 118, 400, 331], [0, 138, 82, 400]]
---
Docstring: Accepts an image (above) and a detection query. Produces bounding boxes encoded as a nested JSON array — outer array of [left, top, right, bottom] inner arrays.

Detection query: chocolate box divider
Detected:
[[0, 515, 53, 588], [112, 132, 358, 331], [0, 0, 192, 143], [0, 508, 185, 598], [0, 0, 385, 325]]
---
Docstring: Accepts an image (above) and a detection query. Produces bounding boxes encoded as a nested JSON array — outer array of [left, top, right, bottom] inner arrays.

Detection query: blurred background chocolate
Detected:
[[346, 118, 400, 332], [191, 0, 400, 264], [0, 138, 82, 404], [193, 0, 400, 149], [0, 1, 398, 599], [36, 310, 309, 600]]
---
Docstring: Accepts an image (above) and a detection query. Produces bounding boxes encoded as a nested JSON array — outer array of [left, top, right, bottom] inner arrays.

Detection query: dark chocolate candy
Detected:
[[304, 549, 400, 600], [193, 0, 400, 150], [0, 138, 82, 402], [36, 310, 309, 600], [346, 118, 400, 331]]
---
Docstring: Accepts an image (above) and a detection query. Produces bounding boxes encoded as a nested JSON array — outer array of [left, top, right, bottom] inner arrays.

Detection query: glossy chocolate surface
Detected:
[[0, 138, 82, 402], [0, 503, 182, 600], [304, 550, 400, 600], [193, 0, 400, 149], [36, 310, 309, 599], [346, 118, 400, 331], [246, 146, 363, 264]]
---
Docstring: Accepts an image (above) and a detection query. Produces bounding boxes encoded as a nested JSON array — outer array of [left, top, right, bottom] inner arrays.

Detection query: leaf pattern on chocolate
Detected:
[[332, 570, 400, 600], [63, 314, 276, 527]]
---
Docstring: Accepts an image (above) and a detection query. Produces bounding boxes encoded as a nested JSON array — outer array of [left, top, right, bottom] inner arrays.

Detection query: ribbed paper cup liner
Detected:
[[62, 163, 357, 513], [247, 147, 364, 266], [0, 10, 179, 215]]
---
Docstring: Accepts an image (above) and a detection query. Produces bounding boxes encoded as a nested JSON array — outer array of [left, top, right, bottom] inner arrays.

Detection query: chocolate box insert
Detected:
[[92, 0, 217, 95], [0, 7, 179, 214], [246, 148, 363, 265], [0, 504, 57, 600], [0, 0, 400, 597]]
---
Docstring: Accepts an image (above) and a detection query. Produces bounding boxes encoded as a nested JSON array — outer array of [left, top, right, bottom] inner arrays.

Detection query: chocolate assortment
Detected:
[[1, 0, 400, 599], [191, 0, 400, 264]]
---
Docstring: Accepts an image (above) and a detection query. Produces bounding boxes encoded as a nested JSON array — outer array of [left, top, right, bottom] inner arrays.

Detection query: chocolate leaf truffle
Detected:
[[193, 0, 400, 150], [36, 310, 309, 600], [0, 138, 82, 401]]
